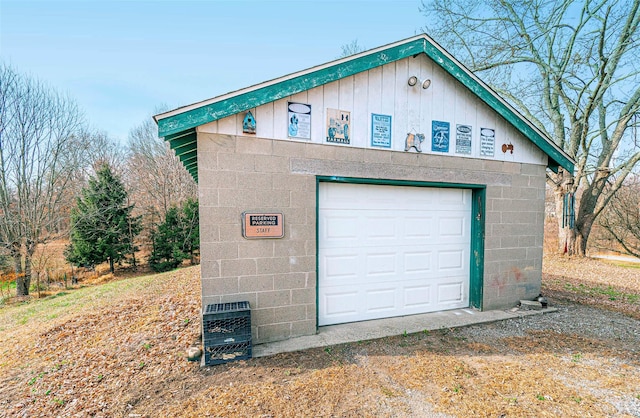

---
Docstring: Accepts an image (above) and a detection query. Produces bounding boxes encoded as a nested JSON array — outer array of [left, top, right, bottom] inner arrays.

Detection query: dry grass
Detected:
[[543, 254, 640, 319], [0, 258, 639, 417]]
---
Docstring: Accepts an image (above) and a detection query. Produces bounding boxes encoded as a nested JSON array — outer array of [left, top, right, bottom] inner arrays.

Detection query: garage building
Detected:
[[154, 34, 574, 345]]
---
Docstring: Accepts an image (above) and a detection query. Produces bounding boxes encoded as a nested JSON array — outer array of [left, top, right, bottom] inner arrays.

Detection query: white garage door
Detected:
[[318, 182, 471, 326]]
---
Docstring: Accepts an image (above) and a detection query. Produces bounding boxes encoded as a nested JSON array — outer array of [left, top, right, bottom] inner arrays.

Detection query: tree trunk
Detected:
[[553, 169, 576, 255], [11, 242, 29, 297], [109, 258, 115, 274]]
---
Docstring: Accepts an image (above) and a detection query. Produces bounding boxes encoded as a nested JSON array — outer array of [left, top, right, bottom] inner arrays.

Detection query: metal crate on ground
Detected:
[[202, 301, 252, 365]]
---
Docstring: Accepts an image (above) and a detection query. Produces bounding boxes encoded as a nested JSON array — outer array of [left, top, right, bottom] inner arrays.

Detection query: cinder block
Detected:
[[274, 272, 307, 290], [220, 258, 257, 277], [289, 191, 315, 209], [251, 308, 276, 326], [485, 186, 503, 199], [304, 143, 336, 160], [274, 240, 307, 257], [203, 171, 238, 190], [288, 224, 315, 241], [199, 242, 238, 262], [218, 152, 256, 171], [274, 304, 307, 323], [218, 225, 240, 243], [200, 260, 220, 279], [519, 300, 543, 310], [363, 149, 391, 164], [238, 275, 274, 293], [198, 188, 219, 208], [255, 189, 290, 207], [334, 147, 365, 162], [238, 240, 275, 259], [255, 155, 289, 173], [289, 255, 315, 273], [520, 163, 546, 176], [291, 319, 316, 337], [222, 292, 256, 307], [199, 225, 220, 243], [238, 172, 273, 190], [291, 288, 315, 304], [236, 136, 273, 155], [483, 160, 504, 173], [256, 257, 291, 275], [202, 295, 223, 307], [197, 151, 218, 171], [201, 133, 235, 151], [257, 323, 291, 343], [272, 174, 310, 191], [201, 276, 239, 296], [256, 289, 291, 308], [280, 209, 307, 225], [273, 139, 306, 157], [390, 151, 421, 167]]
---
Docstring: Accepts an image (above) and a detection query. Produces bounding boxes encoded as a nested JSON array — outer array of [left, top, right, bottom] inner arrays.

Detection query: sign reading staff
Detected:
[[242, 212, 285, 239]]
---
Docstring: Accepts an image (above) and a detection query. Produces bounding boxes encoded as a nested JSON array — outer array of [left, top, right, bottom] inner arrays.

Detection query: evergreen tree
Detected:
[[65, 163, 141, 273], [149, 198, 199, 272], [181, 198, 200, 263]]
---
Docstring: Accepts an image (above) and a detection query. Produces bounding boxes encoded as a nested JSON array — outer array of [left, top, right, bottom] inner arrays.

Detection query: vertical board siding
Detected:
[[353, 72, 369, 148], [308, 86, 324, 141], [338, 78, 356, 146], [256, 102, 274, 138], [394, 59, 409, 150], [203, 55, 546, 166]]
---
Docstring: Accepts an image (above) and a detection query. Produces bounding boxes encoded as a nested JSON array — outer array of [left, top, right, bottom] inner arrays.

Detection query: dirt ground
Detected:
[[0, 255, 639, 417]]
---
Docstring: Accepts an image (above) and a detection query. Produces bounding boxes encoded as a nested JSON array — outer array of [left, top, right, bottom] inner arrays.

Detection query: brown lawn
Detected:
[[0, 255, 638, 417]]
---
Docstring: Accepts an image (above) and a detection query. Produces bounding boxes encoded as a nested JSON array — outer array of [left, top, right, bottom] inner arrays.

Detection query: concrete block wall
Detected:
[[198, 133, 547, 344]]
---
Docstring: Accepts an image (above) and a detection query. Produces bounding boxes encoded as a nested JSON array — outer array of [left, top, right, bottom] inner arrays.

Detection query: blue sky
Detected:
[[1, 0, 426, 142]]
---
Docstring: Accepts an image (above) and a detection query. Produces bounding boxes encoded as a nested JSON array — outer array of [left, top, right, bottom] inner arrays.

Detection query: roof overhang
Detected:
[[155, 34, 575, 182]]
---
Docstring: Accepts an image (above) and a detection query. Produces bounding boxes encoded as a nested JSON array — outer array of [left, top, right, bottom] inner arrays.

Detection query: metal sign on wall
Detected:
[[242, 212, 285, 239]]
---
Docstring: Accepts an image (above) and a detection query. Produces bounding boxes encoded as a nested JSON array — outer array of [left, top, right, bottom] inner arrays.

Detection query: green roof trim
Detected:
[[156, 34, 574, 182]]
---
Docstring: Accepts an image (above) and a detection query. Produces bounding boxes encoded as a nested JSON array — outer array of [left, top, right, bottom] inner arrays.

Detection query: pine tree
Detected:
[[149, 198, 199, 272], [65, 163, 141, 273], [181, 198, 200, 264]]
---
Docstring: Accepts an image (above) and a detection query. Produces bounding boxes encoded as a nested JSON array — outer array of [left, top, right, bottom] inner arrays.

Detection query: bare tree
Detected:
[[127, 112, 197, 247], [422, 0, 640, 255], [594, 175, 640, 257], [0, 63, 87, 296], [339, 39, 367, 58]]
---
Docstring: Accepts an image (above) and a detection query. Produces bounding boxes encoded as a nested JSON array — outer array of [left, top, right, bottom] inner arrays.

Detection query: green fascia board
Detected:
[[157, 41, 425, 139]]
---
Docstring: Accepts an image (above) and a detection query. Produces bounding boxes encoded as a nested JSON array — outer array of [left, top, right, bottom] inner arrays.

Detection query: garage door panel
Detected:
[[437, 280, 467, 305], [365, 252, 397, 276], [437, 249, 466, 271], [437, 188, 469, 205], [322, 215, 359, 240], [365, 288, 397, 312], [403, 216, 434, 239], [323, 252, 360, 282], [364, 215, 397, 240], [404, 251, 432, 273], [319, 183, 471, 326], [404, 285, 432, 307], [324, 291, 359, 318], [438, 215, 467, 238]]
